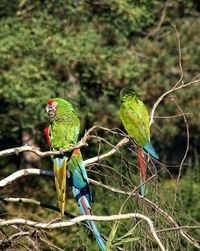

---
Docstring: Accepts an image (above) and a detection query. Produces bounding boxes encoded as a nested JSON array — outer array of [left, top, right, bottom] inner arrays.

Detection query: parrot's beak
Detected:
[[46, 104, 56, 121]]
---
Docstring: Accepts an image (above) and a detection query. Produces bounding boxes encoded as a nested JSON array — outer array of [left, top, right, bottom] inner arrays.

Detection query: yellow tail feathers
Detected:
[[53, 158, 67, 215]]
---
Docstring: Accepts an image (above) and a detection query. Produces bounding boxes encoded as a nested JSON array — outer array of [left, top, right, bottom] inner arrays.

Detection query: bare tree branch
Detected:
[[85, 137, 129, 165], [0, 213, 166, 251], [156, 226, 200, 233], [150, 78, 200, 126], [89, 178, 200, 249], [0, 125, 96, 158], [1, 168, 199, 249], [0, 142, 87, 158], [0, 124, 199, 249], [0, 196, 75, 219], [172, 97, 190, 210], [0, 225, 39, 250], [0, 168, 51, 189], [0, 126, 128, 159], [149, 25, 200, 125]]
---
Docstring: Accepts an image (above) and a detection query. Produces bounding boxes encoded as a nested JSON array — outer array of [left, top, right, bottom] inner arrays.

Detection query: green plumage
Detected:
[[120, 88, 150, 147], [120, 88, 159, 197], [49, 98, 80, 149], [47, 97, 80, 215]]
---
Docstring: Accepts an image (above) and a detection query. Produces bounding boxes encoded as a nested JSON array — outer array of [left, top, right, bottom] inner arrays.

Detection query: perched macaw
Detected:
[[120, 88, 159, 197], [46, 98, 78, 215], [45, 98, 105, 251]]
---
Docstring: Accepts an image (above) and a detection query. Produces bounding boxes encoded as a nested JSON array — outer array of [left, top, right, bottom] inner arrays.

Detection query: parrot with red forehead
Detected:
[[46, 98, 106, 251], [119, 88, 159, 197], [46, 98, 79, 215]]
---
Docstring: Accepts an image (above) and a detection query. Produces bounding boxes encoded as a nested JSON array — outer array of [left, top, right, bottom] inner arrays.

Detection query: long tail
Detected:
[[53, 157, 67, 215], [136, 148, 147, 197], [144, 141, 159, 160], [73, 187, 105, 251]]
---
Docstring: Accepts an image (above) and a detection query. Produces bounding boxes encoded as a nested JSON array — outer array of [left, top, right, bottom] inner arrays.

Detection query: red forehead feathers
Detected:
[[48, 100, 53, 105], [47, 100, 58, 108]]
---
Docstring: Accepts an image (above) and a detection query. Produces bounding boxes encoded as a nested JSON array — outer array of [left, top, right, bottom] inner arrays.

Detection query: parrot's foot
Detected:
[[59, 148, 65, 155], [66, 169, 71, 178]]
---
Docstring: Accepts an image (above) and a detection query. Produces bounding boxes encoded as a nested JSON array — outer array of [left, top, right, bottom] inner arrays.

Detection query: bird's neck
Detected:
[[122, 94, 137, 103]]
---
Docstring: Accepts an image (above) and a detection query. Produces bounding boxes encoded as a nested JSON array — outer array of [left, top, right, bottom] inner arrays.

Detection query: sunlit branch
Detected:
[[149, 25, 200, 125], [89, 178, 200, 249], [0, 126, 128, 159], [0, 168, 51, 189], [84, 137, 129, 165], [0, 125, 95, 158], [156, 225, 200, 233], [0, 142, 87, 158], [0, 225, 39, 249], [0, 196, 75, 219], [0, 168, 199, 249], [150, 78, 200, 125], [0, 213, 166, 251]]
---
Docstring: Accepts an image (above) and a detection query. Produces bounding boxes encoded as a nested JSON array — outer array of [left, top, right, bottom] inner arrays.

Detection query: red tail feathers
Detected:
[[136, 148, 147, 197]]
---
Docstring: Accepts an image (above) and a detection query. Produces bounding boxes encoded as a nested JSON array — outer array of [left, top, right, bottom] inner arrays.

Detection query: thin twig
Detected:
[[148, 2, 169, 37], [157, 225, 200, 233], [85, 137, 129, 165], [150, 79, 200, 125], [89, 178, 200, 249], [172, 97, 190, 210], [149, 25, 199, 126], [154, 113, 190, 119]]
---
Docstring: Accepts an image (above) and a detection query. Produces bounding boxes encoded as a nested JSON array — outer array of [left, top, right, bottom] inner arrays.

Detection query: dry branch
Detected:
[[0, 142, 87, 158], [0, 213, 166, 251], [0, 126, 128, 159], [0, 168, 199, 249], [149, 78, 200, 125], [0, 196, 75, 219], [85, 137, 129, 165], [156, 226, 200, 233], [149, 25, 200, 125], [0, 125, 199, 249]]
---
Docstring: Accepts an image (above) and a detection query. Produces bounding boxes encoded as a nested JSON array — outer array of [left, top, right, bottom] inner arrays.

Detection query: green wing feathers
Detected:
[[50, 98, 80, 149], [50, 119, 80, 149], [120, 99, 150, 147]]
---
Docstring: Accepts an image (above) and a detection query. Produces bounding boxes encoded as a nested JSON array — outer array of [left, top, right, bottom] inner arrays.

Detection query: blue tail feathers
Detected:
[[140, 182, 145, 197], [72, 187, 105, 251], [89, 219, 106, 251], [144, 142, 159, 160]]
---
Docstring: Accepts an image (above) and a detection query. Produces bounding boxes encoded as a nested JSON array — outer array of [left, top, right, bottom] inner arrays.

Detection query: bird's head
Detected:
[[120, 87, 138, 103], [46, 99, 58, 121]]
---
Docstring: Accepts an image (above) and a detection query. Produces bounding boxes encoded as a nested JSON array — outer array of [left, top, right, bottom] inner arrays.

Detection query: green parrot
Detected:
[[46, 98, 80, 215], [45, 98, 106, 250], [120, 88, 159, 197]]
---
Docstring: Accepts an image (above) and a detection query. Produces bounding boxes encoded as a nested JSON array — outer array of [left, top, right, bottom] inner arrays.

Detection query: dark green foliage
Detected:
[[0, 0, 199, 155]]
